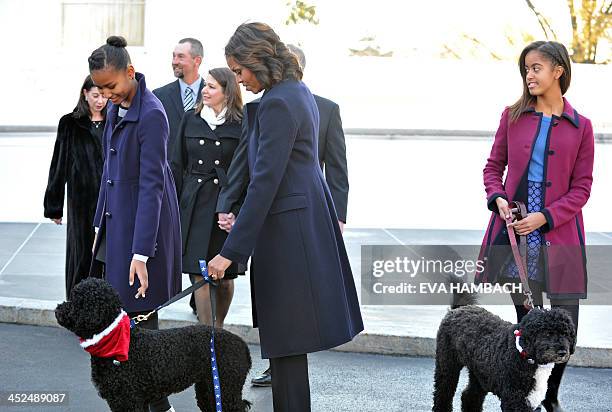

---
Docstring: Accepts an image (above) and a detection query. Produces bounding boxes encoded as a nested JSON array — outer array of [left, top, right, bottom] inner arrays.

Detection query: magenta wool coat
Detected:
[[476, 98, 594, 299]]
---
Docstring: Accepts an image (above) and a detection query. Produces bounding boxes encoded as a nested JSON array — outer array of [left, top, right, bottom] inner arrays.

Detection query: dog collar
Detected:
[[514, 329, 535, 364], [79, 310, 131, 362]]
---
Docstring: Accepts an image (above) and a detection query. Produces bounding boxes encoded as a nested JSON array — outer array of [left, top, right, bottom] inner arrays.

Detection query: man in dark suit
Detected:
[[215, 44, 350, 386], [153, 38, 204, 315], [153, 37, 204, 149]]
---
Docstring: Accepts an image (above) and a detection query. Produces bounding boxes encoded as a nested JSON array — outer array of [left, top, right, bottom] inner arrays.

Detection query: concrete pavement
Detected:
[[2, 323, 611, 412]]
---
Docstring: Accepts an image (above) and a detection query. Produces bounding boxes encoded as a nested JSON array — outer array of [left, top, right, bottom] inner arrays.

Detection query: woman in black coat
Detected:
[[44, 75, 107, 298], [171, 67, 245, 327]]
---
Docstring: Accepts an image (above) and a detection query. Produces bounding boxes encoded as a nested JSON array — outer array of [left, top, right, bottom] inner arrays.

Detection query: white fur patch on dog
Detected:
[[527, 363, 554, 409]]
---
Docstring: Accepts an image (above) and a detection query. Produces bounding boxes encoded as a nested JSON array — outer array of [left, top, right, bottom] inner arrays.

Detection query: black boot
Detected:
[[189, 292, 197, 315], [251, 367, 272, 387]]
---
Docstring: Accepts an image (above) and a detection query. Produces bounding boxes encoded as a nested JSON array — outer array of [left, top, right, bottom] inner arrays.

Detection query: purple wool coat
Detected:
[[93, 73, 182, 312], [476, 98, 594, 299]]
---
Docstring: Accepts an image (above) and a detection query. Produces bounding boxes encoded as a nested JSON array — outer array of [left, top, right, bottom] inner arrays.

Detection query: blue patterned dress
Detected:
[[505, 116, 552, 282]]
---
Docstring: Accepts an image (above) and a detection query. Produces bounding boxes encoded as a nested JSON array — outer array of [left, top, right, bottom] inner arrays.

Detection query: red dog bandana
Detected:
[[79, 310, 131, 361]]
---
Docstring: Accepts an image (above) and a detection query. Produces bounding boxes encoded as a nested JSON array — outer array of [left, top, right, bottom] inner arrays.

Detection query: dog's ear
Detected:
[[55, 301, 74, 330], [550, 308, 577, 355]]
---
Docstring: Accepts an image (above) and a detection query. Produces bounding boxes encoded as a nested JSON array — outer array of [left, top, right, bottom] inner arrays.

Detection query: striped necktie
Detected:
[[183, 87, 195, 111]]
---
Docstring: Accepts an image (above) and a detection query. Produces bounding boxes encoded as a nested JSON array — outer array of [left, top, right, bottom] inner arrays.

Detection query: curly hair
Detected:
[[225, 22, 302, 90]]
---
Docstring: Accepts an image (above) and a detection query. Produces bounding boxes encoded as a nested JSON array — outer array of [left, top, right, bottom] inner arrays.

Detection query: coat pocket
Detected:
[[269, 194, 307, 215]]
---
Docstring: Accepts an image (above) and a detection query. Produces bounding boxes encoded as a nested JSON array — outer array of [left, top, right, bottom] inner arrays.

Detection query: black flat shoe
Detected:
[[251, 367, 271, 387]]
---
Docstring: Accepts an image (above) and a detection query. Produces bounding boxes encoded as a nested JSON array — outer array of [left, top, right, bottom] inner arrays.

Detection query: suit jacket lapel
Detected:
[[196, 79, 204, 105], [170, 80, 183, 118]]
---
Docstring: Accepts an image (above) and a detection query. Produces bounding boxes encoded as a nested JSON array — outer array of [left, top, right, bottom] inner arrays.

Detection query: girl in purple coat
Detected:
[[477, 41, 594, 411], [89, 36, 181, 412]]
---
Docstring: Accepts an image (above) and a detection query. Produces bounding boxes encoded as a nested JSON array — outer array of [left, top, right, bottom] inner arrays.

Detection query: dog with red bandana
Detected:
[[55, 278, 252, 412]]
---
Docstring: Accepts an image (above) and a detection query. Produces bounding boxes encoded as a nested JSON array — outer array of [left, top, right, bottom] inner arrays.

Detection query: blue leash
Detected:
[[128, 260, 223, 412], [199, 259, 223, 412]]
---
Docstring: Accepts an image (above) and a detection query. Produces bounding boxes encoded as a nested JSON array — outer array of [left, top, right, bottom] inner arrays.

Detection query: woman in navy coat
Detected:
[[89, 36, 181, 412], [208, 23, 363, 411]]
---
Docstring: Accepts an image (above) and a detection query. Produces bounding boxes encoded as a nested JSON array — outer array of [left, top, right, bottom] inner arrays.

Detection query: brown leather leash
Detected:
[[504, 201, 535, 310]]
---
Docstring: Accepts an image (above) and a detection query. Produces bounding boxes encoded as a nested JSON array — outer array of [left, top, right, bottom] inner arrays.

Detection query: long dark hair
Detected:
[[195, 68, 243, 123], [73, 75, 107, 119], [224, 22, 302, 90], [509, 41, 572, 122]]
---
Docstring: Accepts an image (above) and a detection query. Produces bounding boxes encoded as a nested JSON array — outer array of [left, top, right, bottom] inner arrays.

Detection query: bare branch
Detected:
[[524, 0, 558, 40], [462, 34, 503, 60]]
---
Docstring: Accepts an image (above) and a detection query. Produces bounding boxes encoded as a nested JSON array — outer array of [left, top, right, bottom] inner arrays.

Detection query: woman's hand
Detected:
[[208, 254, 232, 280], [129, 259, 149, 299], [507, 212, 547, 236], [51, 218, 62, 225], [218, 213, 236, 233], [496, 197, 511, 221]]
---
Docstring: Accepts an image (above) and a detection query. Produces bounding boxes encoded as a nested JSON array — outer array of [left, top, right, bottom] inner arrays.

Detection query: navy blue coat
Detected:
[[93, 73, 182, 313], [220, 80, 363, 358]]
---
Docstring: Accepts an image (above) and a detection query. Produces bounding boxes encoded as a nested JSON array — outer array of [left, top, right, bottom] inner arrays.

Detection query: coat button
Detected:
[[546, 181, 552, 187], [199, 140, 204, 145], [213, 178, 219, 185], [197, 178, 202, 183], [105, 212, 112, 218], [548, 149, 555, 155], [215, 141, 220, 146], [214, 160, 220, 165], [553, 121, 559, 127], [107, 179, 113, 186], [198, 160, 203, 165], [110, 148, 117, 154], [545, 241, 551, 246]]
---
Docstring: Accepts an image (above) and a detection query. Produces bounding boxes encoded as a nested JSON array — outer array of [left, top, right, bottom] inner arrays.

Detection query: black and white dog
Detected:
[[432, 305, 575, 412]]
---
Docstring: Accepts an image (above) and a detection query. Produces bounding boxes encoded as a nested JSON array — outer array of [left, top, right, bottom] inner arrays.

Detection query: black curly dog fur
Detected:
[[55, 278, 252, 412], [432, 306, 576, 412]]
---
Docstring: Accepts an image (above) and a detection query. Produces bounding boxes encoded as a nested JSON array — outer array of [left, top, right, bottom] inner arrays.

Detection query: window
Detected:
[[61, 0, 145, 47]]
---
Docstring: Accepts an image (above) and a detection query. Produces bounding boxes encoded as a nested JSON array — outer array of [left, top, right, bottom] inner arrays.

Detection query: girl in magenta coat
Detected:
[[476, 41, 594, 411]]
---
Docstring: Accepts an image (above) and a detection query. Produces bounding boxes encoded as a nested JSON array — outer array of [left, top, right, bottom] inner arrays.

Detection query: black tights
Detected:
[[128, 311, 171, 412], [511, 281, 579, 404]]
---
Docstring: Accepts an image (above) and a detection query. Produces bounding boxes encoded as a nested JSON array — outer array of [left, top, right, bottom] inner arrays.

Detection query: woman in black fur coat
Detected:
[[44, 75, 107, 298]]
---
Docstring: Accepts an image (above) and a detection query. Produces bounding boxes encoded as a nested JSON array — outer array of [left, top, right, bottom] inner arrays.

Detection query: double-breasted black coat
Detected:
[[170, 110, 245, 275], [219, 80, 363, 359], [44, 113, 104, 298]]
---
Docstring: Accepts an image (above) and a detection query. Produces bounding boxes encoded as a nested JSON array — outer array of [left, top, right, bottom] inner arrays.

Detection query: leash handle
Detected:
[[199, 259, 223, 412], [129, 266, 219, 328], [505, 201, 535, 310]]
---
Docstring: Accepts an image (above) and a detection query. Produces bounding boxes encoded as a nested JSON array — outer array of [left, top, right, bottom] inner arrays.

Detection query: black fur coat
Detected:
[[44, 113, 104, 298]]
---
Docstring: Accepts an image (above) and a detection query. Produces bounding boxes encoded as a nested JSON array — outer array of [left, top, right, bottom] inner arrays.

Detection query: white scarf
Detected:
[[200, 105, 227, 130]]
